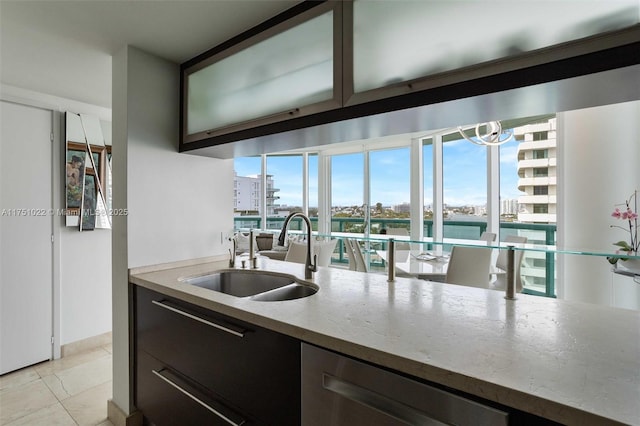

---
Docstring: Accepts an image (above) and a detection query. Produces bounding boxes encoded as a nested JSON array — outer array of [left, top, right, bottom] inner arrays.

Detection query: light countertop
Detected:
[[130, 255, 640, 425]]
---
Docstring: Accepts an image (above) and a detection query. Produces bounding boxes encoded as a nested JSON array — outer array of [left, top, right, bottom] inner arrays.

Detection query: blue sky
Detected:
[[234, 136, 522, 207]]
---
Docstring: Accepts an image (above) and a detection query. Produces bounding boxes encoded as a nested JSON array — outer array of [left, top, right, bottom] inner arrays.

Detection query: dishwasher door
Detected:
[[301, 343, 509, 426]]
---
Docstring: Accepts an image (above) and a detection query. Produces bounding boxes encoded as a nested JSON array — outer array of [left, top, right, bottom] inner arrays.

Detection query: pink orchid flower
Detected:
[[611, 208, 621, 218]]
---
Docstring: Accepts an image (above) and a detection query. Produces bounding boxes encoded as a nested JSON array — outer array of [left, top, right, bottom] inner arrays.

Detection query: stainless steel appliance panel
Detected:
[[301, 343, 509, 426]]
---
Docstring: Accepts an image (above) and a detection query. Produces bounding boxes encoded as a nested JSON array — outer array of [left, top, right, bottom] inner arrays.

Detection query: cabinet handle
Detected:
[[323, 373, 447, 426], [205, 108, 300, 135], [151, 300, 245, 338], [152, 369, 246, 426]]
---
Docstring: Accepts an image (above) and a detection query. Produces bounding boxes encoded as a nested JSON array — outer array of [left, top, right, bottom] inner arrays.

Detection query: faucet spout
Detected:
[[229, 236, 237, 267], [278, 212, 317, 279]]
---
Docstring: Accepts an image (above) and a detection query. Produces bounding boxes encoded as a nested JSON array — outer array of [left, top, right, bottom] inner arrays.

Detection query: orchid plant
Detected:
[[608, 190, 639, 264]]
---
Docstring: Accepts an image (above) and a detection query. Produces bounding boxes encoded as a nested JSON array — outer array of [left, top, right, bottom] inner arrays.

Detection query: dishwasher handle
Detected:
[[323, 373, 447, 426]]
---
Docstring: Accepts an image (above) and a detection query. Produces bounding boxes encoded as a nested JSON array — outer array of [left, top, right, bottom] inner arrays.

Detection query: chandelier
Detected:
[[457, 121, 513, 146]]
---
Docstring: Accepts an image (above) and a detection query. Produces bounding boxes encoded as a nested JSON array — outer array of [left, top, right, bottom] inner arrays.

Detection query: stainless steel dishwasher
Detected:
[[301, 343, 509, 426]]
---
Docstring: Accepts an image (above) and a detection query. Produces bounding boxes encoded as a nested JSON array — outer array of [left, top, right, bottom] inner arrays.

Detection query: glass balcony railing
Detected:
[[237, 216, 640, 298], [234, 216, 560, 297]]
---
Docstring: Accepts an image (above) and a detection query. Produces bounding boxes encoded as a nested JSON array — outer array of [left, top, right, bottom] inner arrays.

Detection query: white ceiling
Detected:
[[0, 0, 300, 108]]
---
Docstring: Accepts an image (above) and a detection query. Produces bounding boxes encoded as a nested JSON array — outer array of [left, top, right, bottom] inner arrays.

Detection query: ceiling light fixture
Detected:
[[457, 121, 514, 146]]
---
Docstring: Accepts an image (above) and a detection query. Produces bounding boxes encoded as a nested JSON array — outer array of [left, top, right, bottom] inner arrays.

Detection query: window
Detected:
[[443, 135, 487, 238], [232, 114, 561, 297], [532, 258, 547, 268], [308, 154, 318, 218], [423, 139, 434, 234], [331, 153, 364, 233], [267, 155, 302, 228], [233, 156, 262, 216], [533, 204, 549, 213], [532, 131, 548, 141], [533, 167, 548, 177], [533, 149, 548, 159], [370, 147, 410, 234], [533, 186, 548, 195]]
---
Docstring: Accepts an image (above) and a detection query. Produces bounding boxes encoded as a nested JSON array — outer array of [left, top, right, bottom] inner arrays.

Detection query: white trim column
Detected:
[[260, 154, 267, 230], [363, 149, 370, 238], [302, 152, 309, 217], [410, 137, 424, 247], [487, 144, 500, 238], [433, 134, 444, 242], [317, 152, 331, 235], [363, 149, 371, 259]]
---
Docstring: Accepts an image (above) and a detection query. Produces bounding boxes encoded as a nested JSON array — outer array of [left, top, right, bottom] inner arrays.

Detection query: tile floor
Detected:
[[0, 344, 114, 426]]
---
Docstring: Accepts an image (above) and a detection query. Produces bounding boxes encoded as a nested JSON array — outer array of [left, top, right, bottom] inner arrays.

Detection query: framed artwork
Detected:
[[80, 171, 97, 231], [66, 142, 87, 210], [66, 141, 107, 220]]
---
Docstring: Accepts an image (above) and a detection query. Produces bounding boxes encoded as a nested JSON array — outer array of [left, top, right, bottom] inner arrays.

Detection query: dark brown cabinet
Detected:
[[134, 285, 301, 425]]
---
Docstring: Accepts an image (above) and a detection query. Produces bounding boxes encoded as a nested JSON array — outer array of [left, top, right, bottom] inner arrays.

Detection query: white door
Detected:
[[0, 101, 53, 374]]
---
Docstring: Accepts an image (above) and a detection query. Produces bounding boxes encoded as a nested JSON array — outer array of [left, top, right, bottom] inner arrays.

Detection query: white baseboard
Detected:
[[61, 331, 112, 357]]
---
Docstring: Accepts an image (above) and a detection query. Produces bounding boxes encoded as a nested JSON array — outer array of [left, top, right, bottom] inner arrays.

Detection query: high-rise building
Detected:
[[234, 172, 280, 215], [515, 118, 557, 223], [513, 118, 557, 291], [500, 199, 519, 216]]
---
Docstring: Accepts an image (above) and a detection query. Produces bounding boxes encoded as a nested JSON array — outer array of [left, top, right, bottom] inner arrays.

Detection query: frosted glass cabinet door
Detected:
[[184, 2, 341, 143], [346, 0, 639, 105]]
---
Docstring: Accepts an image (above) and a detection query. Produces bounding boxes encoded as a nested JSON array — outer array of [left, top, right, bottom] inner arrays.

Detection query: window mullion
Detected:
[[433, 134, 443, 242], [261, 154, 267, 230], [410, 137, 424, 247], [303, 153, 309, 217], [488, 144, 500, 238]]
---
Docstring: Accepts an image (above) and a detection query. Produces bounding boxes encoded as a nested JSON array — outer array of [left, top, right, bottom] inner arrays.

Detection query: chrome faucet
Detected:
[[229, 236, 237, 267], [277, 212, 317, 279]]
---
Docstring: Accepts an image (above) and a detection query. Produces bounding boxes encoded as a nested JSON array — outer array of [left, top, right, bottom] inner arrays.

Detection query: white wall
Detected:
[[59, 230, 112, 344], [111, 45, 234, 414], [0, 84, 113, 349], [558, 101, 640, 309]]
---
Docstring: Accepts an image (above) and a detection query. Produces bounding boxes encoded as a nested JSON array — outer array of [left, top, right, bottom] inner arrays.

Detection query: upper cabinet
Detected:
[[180, 0, 640, 153], [182, 1, 342, 145], [344, 0, 640, 105]]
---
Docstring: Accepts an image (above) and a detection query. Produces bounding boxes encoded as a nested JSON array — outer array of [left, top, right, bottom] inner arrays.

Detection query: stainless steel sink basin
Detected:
[[181, 270, 318, 301], [249, 283, 318, 301]]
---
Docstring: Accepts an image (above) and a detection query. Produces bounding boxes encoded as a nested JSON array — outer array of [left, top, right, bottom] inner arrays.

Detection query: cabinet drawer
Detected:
[[136, 350, 256, 426], [134, 286, 300, 425], [302, 343, 509, 426]]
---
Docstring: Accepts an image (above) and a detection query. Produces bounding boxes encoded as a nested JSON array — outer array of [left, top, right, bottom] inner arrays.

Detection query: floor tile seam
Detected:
[[0, 376, 55, 400], [34, 348, 113, 377], [56, 399, 81, 426], [0, 400, 69, 426], [41, 373, 72, 402], [36, 354, 113, 381], [0, 374, 40, 394], [43, 373, 113, 403], [60, 381, 112, 426], [60, 379, 114, 405]]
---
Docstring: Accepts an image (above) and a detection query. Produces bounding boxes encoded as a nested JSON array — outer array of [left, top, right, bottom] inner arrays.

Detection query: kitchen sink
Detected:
[[180, 270, 318, 301]]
